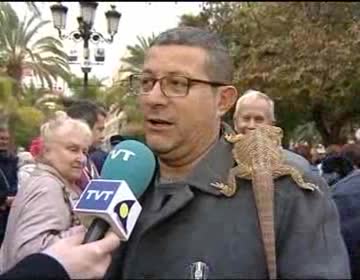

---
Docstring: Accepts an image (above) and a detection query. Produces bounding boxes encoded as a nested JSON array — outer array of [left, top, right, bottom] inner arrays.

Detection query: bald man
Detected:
[[233, 89, 315, 173]]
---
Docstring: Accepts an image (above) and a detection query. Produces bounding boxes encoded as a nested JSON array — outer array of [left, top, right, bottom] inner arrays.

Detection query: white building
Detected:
[[21, 65, 69, 96]]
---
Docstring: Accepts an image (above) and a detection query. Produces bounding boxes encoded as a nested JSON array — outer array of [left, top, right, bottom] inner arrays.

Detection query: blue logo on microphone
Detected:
[[76, 180, 119, 210]]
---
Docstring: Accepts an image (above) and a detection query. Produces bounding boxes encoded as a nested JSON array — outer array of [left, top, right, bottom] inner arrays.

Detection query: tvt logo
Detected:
[[109, 149, 135, 161], [85, 190, 114, 201], [76, 180, 119, 211]]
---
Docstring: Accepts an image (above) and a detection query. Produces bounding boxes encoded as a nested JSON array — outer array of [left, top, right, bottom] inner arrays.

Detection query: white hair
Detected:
[[233, 89, 276, 122], [355, 128, 360, 141], [41, 110, 92, 147]]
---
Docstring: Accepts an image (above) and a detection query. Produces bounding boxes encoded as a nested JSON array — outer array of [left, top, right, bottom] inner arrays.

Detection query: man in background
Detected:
[[233, 89, 315, 173], [0, 125, 18, 245], [332, 143, 360, 278]]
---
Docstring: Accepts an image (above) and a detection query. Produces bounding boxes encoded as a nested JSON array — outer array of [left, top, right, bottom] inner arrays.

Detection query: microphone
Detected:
[[73, 140, 156, 243]]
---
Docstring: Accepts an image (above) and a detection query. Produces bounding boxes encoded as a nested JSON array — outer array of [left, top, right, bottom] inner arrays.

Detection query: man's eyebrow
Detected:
[[141, 70, 192, 77], [167, 70, 192, 77], [142, 69, 153, 74]]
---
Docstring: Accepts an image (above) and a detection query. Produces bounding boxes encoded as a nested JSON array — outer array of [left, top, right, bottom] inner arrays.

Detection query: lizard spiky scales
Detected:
[[214, 124, 319, 279]]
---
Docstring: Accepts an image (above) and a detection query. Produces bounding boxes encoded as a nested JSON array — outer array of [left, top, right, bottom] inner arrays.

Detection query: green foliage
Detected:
[[111, 34, 160, 134], [0, 2, 70, 98], [67, 74, 106, 102], [10, 106, 44, 148], [291, 121, 322, 146], [179, 2, 360, 145], [120, 34, 157, 75], [0, 76, 18, 117], [106, 80, 144, 124]]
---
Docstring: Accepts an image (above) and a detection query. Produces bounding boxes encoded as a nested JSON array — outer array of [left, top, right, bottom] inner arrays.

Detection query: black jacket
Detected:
[[332, 170, 360, 279], [0, 152, 18, 244], [0, 253, 69, 279], [106, 136, 350, 279], [0, 151, 18, 199], [89, 147, 108, 174]]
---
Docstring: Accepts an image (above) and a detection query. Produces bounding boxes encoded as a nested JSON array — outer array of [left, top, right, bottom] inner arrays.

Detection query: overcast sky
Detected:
[[9, 2, 203, 88]]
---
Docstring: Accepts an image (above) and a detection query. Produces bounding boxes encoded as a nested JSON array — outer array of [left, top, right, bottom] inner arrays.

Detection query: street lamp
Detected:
[[50, 2, 121, 95]]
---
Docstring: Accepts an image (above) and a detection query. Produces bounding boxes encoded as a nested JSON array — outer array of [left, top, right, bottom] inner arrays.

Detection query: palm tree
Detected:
[[0, 2, 70, 99], [120, 33, 157, 75], [0, 76, 17, 113], [25, 2, 42, 18], [67, 74, 107, 102], [105, 34, 158, 139]]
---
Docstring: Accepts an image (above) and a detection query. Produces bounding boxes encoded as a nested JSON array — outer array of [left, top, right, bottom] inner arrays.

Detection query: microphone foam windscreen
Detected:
[[100, 140, 156, 198]]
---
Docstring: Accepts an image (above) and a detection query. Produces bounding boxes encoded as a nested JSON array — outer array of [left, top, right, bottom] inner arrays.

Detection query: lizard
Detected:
[[211, 124, 319, 279]]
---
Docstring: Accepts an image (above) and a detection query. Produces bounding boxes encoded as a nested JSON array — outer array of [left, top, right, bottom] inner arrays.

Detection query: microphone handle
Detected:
[[82, 218, 110, 244]]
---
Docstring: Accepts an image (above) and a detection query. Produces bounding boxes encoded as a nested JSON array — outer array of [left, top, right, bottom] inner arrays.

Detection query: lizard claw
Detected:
[[210, 182, 227, 190], [211, 182, 236, 197], [224, 133, 234, 142], [224, 133, 244, 143]]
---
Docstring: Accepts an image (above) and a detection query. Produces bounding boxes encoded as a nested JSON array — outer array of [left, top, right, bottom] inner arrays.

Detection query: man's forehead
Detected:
[[144, 45, 207, 75], [238, 99, 271, 112], [94, 116, 106, 128]]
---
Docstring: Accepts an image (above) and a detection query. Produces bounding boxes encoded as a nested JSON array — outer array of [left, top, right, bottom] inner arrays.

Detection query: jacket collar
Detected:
[[185, 135, 234, 196], [156, 123, 235, 196], [137, 124, 235, 235], [35, 162, 82, 197]]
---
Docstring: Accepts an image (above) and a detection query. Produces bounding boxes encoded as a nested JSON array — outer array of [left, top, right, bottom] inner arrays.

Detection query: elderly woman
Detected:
[[0, 112, 92, 272]]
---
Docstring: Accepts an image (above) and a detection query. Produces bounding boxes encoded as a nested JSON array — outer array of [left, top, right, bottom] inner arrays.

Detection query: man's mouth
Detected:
[[146, 118, 174, 129]]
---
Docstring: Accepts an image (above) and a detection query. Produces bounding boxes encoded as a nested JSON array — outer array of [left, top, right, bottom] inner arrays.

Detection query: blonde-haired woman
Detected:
[[0, 112, 92, 272]]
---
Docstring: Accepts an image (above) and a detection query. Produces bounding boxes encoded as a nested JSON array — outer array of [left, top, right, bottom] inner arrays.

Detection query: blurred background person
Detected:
[[16, 151, 36, 189], [332, 143, 360, 278], [355, 128, 360, 144], [0, 111, 92, 273], [311, 144, 327, 171], [293, 144, 320, 175], [321, 154, 354, 186], [0, 124, 18, 246], [326, 144, 343, 157], [109, 134, 124, 149]]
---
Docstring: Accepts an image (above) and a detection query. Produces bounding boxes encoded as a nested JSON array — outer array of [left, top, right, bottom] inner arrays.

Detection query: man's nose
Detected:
[[141, 81, 168, 106], [247, 119, 257, 130]]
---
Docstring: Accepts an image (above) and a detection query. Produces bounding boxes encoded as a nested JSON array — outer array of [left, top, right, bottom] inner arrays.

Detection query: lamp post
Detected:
[[50, 2, 121, 95]]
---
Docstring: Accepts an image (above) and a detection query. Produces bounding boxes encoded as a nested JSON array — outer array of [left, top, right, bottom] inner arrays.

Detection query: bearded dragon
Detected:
[[211, 124, 319, 279]]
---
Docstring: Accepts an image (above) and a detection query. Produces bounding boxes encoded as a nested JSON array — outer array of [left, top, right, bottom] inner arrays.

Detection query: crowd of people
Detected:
[[0, 26, 359, 278]]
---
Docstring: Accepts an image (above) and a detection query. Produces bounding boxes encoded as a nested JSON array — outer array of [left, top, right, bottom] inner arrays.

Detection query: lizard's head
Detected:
[[250, 124, 283, 146]]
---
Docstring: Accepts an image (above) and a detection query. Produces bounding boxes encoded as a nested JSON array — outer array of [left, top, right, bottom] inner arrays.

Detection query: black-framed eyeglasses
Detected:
[[129, 73, 230, 97]]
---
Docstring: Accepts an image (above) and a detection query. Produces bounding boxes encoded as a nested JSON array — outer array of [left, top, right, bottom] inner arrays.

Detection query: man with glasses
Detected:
[[106, 27, 350, 279]]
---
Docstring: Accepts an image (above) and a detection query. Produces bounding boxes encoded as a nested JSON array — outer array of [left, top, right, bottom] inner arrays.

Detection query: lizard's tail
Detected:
[[253, 171, 277, 280]]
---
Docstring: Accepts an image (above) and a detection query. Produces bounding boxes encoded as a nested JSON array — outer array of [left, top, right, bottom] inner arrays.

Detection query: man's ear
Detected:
[[216, 86, 238, 117]]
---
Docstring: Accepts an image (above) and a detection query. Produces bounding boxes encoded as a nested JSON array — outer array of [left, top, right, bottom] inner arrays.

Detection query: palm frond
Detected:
[[0, 3, 71, 93], [25, 2, 41, 18]]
